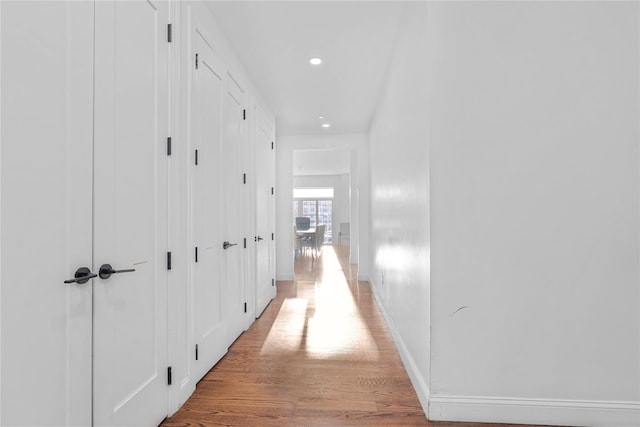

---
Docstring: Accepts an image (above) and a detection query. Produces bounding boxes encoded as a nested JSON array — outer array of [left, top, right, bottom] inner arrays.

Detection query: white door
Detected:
[[223, 78, 247, 345], [240, 106, 256, 326], [93, 1, 169, 425], [255, 109, 276, 316], [0, 2, 94, 425], [190, 27, 228, 382]]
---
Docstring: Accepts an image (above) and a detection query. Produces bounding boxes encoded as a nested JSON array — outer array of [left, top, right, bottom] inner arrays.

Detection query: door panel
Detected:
[[255, 109, 276, 316], [223, 77, 245, 344], [191, 27, 227, 382], [0, 2, 94, 425], [241, 103, 256, 327], [93, 1, 168, 425]]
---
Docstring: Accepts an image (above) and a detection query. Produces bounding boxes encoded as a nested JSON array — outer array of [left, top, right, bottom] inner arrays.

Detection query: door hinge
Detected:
[[243, 173, 246, 184], [195, 149, 198, 165], [167, 366, 172, 386], [272, 233, 274, 241], [195, 53, 199, 69], [243, 238, 247, 248], [271, 187, 274, 195], [243, 109, 246, 120], [167, 137, 172, 156], [167, 252, 172, 270], [244, 302, 247, 313], [272, 278, 275, 287], [195, 344, 199, 361], [195, 246, 198, 263], [167, 23, 172, 43], [271, 141, 274, 150]]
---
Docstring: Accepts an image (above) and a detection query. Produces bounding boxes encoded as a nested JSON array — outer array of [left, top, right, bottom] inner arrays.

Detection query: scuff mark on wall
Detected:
[[448, 306, 470, 317]]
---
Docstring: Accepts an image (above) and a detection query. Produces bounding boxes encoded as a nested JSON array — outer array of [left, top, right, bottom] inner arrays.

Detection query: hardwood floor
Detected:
[[162, 245, 548, 427]]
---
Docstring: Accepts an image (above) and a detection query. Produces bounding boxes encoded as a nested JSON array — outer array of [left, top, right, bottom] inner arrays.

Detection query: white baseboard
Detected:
[[368, 279, 431, 413], [368, 279, 639, 427], [429, 394, 640, 426], [275, 274, 293, 281]]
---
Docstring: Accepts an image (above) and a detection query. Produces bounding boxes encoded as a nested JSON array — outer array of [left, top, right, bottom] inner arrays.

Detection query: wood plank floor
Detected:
[[162, 245, 549, 427]]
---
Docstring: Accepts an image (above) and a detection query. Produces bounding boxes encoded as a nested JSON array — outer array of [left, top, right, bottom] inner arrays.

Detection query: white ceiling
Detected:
[[206, 1, 410, 136]]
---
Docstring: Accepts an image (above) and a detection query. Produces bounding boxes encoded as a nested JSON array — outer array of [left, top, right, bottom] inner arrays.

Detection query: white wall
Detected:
[[371, 1, 639, 426], [276, 133, 369, 281], [368, 1, 431, 412], [428, 3, 639, 424], [293, 149, 350, 176]]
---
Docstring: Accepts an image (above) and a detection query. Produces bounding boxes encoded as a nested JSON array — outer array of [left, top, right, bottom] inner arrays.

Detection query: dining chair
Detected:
[[295, 216, 310, 231], [314, 224, 326, 257], [293, 225, 302, 259]]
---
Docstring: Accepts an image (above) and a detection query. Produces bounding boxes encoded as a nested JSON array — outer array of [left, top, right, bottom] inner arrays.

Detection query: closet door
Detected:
[[93, 1, 169, 425], [223, 78, 246, 344], [190, 26, 227, 382], [0, 2, 94, 425], [255, 109, 276, 316]]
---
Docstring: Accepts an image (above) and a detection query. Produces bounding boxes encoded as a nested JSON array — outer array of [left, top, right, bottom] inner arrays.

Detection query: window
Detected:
[[302, 201, 317, 229], [317, 201, 332, 237]]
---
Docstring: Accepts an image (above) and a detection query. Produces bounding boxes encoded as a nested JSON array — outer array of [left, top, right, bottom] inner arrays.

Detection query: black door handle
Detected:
[[257, 236, 264, 241], [223, 241, 238, 250], [99, 264, 136, 280], [64, 267, 97, 284]]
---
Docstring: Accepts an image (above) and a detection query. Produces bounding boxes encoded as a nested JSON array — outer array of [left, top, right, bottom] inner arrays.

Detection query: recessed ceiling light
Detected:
[[317, 116, 325, 119], [309, 57, 323, 65], [321, 123, 331, 128]]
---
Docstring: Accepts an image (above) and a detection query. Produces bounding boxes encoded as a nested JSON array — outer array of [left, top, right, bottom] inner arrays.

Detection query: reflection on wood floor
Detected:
[[162, 244, 548, 427]]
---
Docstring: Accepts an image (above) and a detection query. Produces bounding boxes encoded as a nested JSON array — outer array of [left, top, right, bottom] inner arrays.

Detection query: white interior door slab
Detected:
[[241, 104, 256, 327], [254, 109, 276, 316], [0, 2, 94, 425], [268, 133, 276, 296], [222, 78, 246, 345], [93, 1, 169, 425], [191, 26, 228, 382]]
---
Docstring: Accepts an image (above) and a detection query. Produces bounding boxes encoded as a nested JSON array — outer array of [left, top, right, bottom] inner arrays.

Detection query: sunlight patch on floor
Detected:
[[260, 297, 308, 355], [261, 246, 379, 360], [306, 246, 379, 359]]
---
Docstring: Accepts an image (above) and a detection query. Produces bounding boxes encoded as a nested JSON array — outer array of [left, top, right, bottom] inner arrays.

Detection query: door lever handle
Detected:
[[257, 236, 264, 241], [99, 264, 135, 280], [64, 267, 97, 284], [223, 241, 238, 250]]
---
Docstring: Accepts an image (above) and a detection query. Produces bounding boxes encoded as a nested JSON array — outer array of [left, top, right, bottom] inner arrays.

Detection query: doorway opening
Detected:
[[292, 149, 352, 278]]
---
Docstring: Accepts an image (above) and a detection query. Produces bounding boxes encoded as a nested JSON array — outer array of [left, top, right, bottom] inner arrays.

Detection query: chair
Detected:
[[314, 224, 326, 256], [293, 225, 301, 259], [299, 224, 325, 259], [338, 222, 350, 245], [295, 216, 310, 231], [299, 229, 315, 255]]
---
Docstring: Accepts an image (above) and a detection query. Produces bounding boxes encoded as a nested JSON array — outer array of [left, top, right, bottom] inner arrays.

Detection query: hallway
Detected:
[[162, 244, 425, 425], [162, 246, 546, 427], [0, 2, 636, 425]]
